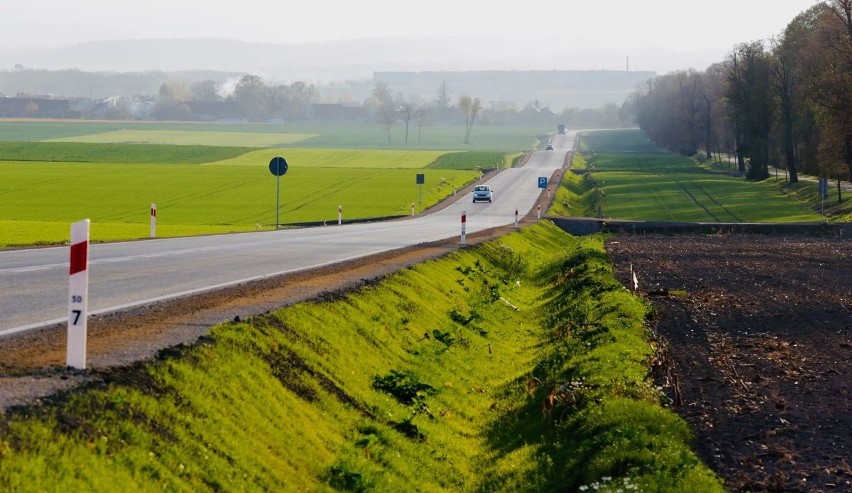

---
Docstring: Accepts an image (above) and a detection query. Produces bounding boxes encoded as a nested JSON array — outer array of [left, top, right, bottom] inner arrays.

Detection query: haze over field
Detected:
[[1, 0, 821, 79]]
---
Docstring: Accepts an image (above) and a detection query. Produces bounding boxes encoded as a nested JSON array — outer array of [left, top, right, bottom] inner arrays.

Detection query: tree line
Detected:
[[629, 0, 852, 184]]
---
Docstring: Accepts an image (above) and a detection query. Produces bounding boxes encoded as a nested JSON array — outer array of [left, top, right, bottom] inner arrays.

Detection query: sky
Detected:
[[2, 0, 824, 73]]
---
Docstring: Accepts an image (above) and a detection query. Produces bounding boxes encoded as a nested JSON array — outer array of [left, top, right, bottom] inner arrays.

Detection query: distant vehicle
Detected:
[[472, 185, 493, 203], [557, 123, 566, 134], [545, 144, 554, 151]]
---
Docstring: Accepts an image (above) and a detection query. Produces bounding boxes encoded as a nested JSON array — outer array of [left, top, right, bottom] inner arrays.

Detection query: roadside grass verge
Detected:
[[0, 221, 724, 492], [763, 177, 852, 222], [554, 130, 822, 223]]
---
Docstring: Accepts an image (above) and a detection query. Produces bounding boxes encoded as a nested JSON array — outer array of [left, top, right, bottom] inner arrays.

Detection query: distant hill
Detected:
[[0, 38, 666, 109]]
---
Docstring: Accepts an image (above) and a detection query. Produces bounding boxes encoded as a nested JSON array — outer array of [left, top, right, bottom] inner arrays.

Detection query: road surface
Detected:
[[0, 132, 575, 336]]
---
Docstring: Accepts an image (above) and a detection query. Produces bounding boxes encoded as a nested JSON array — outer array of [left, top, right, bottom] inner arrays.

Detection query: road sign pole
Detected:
[[276, 175, 280, 230], [269, 156, 288, 229], [461, 210, 467, 245], [150, 203, 156, 238], [67, 219, 90, 370]]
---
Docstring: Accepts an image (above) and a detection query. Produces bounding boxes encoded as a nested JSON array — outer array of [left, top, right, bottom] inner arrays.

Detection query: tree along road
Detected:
[[0, 132, 574, 336]]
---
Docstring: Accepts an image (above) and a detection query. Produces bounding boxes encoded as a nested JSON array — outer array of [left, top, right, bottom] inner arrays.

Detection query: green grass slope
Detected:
[[552, 130, 823, 223], [0, 222, 724, 492]]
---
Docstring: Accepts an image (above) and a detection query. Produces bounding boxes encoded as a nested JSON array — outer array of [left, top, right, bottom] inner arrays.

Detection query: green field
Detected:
[[0, 120, 548, 152], [48, 129, 317, 147], [0, 122, 544, 248], [0, 162, 477, 247], [558, 129, 823, 223]]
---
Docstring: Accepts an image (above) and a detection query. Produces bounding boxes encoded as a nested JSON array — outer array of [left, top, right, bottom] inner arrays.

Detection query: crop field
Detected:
[[0, 161, 477, 247], [0, 120, 547, 152], [571, 130, 822, 223], [48, 129, 317, 147], [0, 121, 541, 247]]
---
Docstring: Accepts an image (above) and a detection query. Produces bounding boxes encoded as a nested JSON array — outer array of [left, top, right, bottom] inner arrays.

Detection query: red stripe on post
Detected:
[[70, 241, 88, 275]]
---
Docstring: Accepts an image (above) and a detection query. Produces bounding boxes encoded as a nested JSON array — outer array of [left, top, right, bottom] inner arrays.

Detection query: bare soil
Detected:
[[606, 233, 852, 493]]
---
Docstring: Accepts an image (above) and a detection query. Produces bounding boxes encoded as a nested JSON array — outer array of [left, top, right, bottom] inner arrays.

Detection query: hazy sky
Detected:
[[2, 0, 823, 72]]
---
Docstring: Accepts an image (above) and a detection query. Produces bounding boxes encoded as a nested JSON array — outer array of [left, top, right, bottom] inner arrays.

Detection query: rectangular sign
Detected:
[[416, 173, 425, 185], [538, 177, 548, 189]]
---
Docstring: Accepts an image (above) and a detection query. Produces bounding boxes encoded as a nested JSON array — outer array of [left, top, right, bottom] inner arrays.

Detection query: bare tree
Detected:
[[264, 84, 287, 121], [369, 82, 396, 143], [190, 80, 221, 102], [435, 81, 452, 108], [458, 95, 482, 144]]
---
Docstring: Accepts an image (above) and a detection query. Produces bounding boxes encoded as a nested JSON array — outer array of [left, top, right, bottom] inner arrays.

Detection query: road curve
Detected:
[[1, 132, 576, 336]]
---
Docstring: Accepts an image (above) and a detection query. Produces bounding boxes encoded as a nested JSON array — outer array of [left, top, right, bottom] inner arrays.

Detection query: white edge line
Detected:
[[0, 244, 447, 338]]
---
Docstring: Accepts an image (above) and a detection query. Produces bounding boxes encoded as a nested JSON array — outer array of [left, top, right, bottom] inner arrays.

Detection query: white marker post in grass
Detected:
[[338, 204, 343, 225], [67, 219, 90, 369], [460, 210, 467, 246], [150, 203, 157, 238]]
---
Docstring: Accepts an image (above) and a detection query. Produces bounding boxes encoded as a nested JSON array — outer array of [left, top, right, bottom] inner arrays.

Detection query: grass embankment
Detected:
[[0, 145, 510, 248], [550, 129, 823, 223], [763, 177, 852, 222], [0, 222, 724, 492]]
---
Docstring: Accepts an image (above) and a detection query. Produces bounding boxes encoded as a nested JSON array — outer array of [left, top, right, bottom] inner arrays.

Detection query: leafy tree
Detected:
[[233, 74, 266, 122], [153, 81, 191, 120], [283, 81, 320, 121]]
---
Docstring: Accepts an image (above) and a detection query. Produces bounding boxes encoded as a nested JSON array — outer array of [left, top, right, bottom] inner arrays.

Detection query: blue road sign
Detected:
[[269, 156, 288, 176], [538, 177, 548, 189]]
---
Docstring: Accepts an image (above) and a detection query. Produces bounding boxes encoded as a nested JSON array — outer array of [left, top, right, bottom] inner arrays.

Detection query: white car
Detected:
[[472, 185, 493, 203]]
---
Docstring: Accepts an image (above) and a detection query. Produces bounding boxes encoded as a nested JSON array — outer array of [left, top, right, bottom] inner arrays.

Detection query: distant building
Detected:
[[0, 96, 80, 119]]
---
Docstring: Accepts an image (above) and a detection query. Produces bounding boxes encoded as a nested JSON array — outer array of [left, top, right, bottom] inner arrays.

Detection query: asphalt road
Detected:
[[0, 131, 575, 336]]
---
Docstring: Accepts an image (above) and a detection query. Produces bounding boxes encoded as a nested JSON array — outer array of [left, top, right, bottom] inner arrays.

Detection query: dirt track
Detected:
[[607, 233, 851, 493]]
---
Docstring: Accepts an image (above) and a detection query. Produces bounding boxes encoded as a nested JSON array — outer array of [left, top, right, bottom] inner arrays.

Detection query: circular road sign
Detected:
[[269, 156, 288, 176]]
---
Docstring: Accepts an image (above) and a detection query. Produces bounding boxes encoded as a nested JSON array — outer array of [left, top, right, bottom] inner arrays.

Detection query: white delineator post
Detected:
[[411, 202, 415, 216], [537, 203, 542, 220], [338, 204, 343, 225], [514, 208, 519, 229], [150, 203, 157, 238], [460, 210, 467, 245], [67, 219, 90, 370]]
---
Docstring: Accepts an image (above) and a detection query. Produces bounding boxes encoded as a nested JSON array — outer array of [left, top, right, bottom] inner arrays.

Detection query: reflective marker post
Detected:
[[514, 208, 519, 229], [460, 210, 467, 245], [338, 204, 343, 225], [67, 219, 90, 370], [150, 203, 157, 238]]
